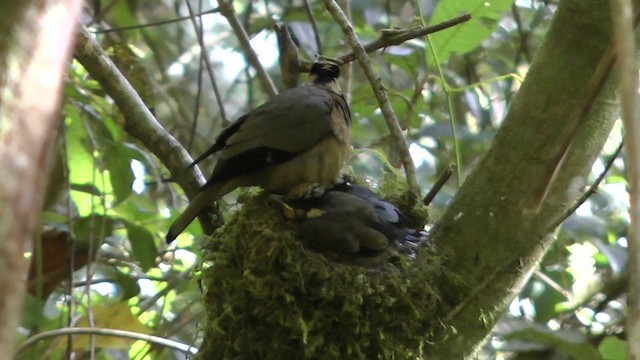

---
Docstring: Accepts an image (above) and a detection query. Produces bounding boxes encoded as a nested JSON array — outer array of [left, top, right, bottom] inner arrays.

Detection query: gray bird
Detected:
[[166, 61, 351, 243], [284, 183, 428, 265]]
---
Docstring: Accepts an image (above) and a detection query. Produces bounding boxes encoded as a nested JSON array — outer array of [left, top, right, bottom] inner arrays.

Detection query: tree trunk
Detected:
[[426, 0, 620, 358], [0, 0, 82, 355]]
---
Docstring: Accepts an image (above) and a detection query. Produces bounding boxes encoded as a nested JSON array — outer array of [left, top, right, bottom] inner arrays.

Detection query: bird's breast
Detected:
[[262, 134, 350, 194]]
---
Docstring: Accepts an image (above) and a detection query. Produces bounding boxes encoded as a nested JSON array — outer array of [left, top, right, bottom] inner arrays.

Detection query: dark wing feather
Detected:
[[220, 85, 334, 159], [203, 147, 297, 186], [187, 116, 247, 168]]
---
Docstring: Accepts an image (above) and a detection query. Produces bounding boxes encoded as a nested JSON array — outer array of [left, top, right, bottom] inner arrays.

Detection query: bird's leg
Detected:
[[269, 194, 297, 219]]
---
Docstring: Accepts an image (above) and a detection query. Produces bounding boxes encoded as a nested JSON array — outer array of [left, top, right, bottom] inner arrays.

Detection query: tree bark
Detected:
[[426, 0, 619, 358], [0, 0, 82, 355]]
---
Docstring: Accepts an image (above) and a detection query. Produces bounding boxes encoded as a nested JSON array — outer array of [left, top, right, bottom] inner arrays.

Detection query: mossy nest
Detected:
[[197, 191, 443, 359]]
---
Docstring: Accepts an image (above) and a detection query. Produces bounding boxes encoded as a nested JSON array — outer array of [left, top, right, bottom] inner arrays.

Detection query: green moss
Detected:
[[378, 170, 430, 230], [197, 192, 442, 359]]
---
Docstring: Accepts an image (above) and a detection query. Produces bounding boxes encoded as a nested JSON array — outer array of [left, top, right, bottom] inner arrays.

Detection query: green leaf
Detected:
[[113, 194, 161, 223], [65, 108, 113, 215], [104, 143, 134, 204], [598, 336, 627, 360], [428, 0, 513, 64], [124, 221, 157, 272]]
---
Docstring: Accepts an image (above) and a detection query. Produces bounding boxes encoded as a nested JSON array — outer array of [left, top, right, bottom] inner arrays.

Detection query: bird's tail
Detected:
[[165, 182, 226, 244]]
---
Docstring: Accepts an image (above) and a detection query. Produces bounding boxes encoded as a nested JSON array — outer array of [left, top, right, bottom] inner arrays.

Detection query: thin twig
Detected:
[[423, 163, 455, 206], [404, 73, 428, 129], [187, 0, 229, 126], [186, 0, 205, 152], [321, 0, 421, 198], [74, 26, 218, 235], [16, 328, 198, 355], [303, 0, 323, 55], [217, 0, 277, 98], [337, 14, 471, 65], [545, 142, 623, 233], [341, 0, 353, 103], [297, 13, 473, 72], [92, 7, 220, 34], [511, 2, 531, 64]]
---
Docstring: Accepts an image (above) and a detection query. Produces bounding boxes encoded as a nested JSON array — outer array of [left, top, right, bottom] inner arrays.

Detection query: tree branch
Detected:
[[612, 0, 640, 355], [74, 26, 217, 235], [321, 0, 421, 198], [339, 13, 471, 65], [16, 327, 197, 355], [296, 13, 472, 71], [426, 0, 618, 357], [217, 0, 278, 98]]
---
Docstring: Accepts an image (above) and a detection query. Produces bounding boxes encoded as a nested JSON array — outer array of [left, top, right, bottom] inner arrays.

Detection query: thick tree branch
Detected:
[[74, 26, 217, 235], [322, 0, 421, 198], [426, 1, 618, 357]]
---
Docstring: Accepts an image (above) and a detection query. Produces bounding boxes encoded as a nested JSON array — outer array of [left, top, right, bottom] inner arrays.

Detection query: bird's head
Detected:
[[307, 60, 341, 86]]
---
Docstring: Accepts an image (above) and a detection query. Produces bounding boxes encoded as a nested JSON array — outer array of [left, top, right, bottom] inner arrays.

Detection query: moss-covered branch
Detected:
[[426, 0, 619, 358]]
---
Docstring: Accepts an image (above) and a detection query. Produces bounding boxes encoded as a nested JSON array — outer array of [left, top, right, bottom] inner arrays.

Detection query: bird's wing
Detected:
[[187, 115, 247, 168], [203, 85, 342, 183], [221, 85, 336, 158]]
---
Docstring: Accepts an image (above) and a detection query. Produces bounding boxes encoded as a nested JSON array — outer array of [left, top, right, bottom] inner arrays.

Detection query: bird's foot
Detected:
[[269, 194, 319, 220], [334, 174, 350, 185], [286, 182, 326, 199]]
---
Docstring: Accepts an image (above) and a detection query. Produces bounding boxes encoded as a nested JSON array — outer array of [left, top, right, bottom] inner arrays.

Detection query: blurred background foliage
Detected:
[[19, 0, 629, 359]]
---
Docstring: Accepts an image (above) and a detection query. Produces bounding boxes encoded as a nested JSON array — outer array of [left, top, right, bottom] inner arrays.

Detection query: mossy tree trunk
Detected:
[[426, 0, 621, 358]]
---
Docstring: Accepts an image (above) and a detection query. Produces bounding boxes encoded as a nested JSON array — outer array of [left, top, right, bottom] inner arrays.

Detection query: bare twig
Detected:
[[297, 13, 473, 72], [545, 142, 623, 233], [217, 0, 277, 98], [321, 0, 421, 198], [92, 7, 220, 34], [423, 163, 455, 206], [303, 0, 323, 55], [185, 0, 229, 143], [612, 0, 640, 355], [511, 2, 531, 63], [337, 14, 471, 65], [340, 0, 353, 103], [186, 0, 205, 152], [74, 26, 218, 235], [16, 328, 198, 355], [404, 74, 428, 129]]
